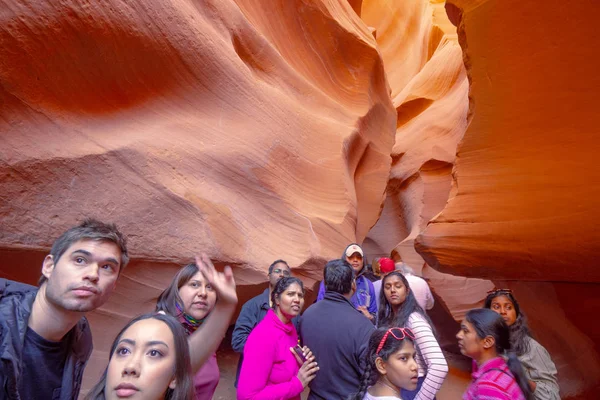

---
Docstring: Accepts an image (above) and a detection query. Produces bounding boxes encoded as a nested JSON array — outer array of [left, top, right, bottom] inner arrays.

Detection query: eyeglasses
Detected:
[[376, 327, 415, 355], [272, 268, 291, 277], [487, 288, 512, 295]]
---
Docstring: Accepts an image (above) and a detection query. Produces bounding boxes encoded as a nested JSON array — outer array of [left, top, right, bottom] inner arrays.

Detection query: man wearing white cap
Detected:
[[316, 243, 377, 321]]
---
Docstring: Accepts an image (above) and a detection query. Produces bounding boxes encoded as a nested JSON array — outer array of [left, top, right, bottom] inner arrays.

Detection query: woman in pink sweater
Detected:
[[238, 277, 319, 400]]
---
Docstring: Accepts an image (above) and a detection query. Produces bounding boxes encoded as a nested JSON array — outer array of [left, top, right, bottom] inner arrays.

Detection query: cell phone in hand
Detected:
[[293, 344, 307, 363]]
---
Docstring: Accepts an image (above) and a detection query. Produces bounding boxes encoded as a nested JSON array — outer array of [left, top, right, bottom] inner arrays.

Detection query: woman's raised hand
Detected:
[[195, 253, 237, 305]]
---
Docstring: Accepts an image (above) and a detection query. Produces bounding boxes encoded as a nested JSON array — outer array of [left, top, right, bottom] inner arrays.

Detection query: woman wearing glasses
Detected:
[[237, 277, 319, 399], [377, 271, 447, 400], [484, 289, 560, 399], [351, 327, 419, 399]]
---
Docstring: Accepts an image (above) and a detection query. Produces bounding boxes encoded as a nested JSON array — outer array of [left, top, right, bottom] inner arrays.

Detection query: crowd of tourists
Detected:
[[0, 219, 561, 399]]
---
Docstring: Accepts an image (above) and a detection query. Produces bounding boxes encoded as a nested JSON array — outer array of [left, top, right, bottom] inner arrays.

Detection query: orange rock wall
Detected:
[[0, 0, 395, 277], [1, 0, 599, 397], [360, 0, 492, 322], [416, 0, 600, 397], [0, 0, 396, 391]]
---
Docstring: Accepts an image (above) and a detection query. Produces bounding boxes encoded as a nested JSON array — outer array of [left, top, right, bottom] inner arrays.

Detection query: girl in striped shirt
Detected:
[[350, 327, 419, 400], [377, 272, 448, 400], [458, 308, 533, 400]]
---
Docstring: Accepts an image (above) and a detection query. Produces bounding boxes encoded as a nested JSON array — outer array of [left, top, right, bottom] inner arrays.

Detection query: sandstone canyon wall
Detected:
[[417, 0, 600, 397], [359, 0, 493, 329], [0, 0, 598, 398], [0, 0, 396, 391]]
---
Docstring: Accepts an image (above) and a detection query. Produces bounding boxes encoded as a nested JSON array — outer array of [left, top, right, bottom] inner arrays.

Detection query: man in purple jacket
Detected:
[[316, 243, 377, 321]]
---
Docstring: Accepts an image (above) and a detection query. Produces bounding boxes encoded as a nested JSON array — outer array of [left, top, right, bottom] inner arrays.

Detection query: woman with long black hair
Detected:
[[457, 308, 533, 400], [484, 289, 559, 399], [377, 271, 447, 400], [85, 313, 195, 400]]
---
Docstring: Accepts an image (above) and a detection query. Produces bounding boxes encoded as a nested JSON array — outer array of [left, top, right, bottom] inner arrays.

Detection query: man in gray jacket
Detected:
[[0, 218, 129, 400]]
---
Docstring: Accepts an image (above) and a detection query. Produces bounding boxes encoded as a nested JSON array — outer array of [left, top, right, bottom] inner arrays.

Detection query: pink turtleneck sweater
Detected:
[[237, 309, 304, 400]]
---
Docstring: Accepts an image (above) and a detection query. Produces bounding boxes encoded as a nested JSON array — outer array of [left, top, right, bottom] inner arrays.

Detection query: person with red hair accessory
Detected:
[[372, 258, 396, 310]]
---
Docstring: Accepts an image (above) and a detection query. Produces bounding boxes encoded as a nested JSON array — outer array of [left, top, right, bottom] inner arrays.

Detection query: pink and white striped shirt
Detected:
[[463, 357, 526, 400], [407, 312, 448, 400]]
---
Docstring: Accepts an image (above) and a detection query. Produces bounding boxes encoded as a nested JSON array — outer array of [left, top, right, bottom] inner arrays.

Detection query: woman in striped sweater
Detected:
[[377, 271, 448, 400]]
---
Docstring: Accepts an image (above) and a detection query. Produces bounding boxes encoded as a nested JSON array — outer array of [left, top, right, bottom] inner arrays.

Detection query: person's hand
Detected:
[[529, 380, 537, 392], [292, 347, 319, 388], [290, 345, 314, 366], [195, 253, 237, 305], [357, 305, 373, 320]]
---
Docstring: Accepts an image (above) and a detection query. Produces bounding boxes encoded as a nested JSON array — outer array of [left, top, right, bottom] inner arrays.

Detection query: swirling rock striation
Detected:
[[0, 0, 396, 391]]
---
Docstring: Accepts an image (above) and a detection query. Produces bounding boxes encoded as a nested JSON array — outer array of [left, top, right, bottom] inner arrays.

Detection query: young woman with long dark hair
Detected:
[[85, 313, 195, 400], [484, 289, 559, 399], [350, 327, 419, 400], [457, 308, 533, 400], [377, 272, 447, 400]]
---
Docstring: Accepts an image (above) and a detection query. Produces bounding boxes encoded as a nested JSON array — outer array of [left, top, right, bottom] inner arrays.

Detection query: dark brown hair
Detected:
[[84, 313, 194, 400], [39, 218, 129, 285], [156, 263, 210, 318]]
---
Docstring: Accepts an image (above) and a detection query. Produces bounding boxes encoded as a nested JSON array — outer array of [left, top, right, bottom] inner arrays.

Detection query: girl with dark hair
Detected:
[[350, 327, 419, 400], [316, 243, 378, 321], [156, 260, 220, 399], [484, 289, 559, 399], [238, 277, 319, 399], [457, 308, 533, 400], [85, 313, 195, 400], [377, 272, 447, 400]]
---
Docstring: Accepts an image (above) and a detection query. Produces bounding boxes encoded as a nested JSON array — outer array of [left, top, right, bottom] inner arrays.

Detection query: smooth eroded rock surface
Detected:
[[1, 0, 598, 397], [417, 0, 600, 396], [360, 0, 492, 323], [0, 0, 396, 391]]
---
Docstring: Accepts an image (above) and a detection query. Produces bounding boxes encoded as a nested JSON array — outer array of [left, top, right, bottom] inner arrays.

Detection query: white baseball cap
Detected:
[[345, 244, 364, 258]]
